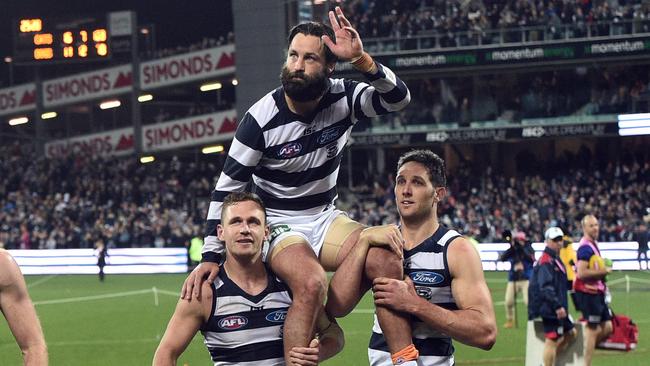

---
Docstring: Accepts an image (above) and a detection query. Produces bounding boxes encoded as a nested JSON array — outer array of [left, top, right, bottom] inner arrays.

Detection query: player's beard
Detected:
[[280, 65, 329, 102]]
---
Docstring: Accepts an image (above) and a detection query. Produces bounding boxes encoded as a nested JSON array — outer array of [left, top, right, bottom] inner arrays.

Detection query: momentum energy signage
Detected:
[[337, 36, 650, 73]]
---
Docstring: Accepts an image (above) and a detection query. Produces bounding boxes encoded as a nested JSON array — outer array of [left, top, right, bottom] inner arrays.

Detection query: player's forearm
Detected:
[[578, 267, 607, 280], [355, 63, 410, 115], [22, 343, 48, 366], [152, 347, 178, 366], [411, 299, 496, 350], [318, 326, 345, 361]]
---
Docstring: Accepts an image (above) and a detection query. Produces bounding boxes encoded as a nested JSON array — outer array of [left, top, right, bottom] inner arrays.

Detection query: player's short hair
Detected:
[[287, 21, 338, 64], [397, 150, 447, 187], [221, 192, 267, 225]]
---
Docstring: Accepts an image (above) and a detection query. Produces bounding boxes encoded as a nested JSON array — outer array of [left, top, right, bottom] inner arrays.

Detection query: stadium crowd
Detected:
[[341, 0, 650, 48], [0, 143, 647, 249], [0, 144, 214, 250], [374, 65, 650, 128], [342, 149, 650, 243]]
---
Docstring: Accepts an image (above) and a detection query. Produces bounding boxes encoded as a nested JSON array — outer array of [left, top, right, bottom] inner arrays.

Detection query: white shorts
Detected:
[[262, 207, 345, 262]]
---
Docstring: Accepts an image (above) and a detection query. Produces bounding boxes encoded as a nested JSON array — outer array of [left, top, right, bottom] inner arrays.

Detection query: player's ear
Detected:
[[217, 224, 225, 241], [434, 187, 446, 202], [327, 62, 335, 76]]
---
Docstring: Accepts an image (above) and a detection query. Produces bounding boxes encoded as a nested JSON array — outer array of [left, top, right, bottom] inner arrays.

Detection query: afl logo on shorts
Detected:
[[218, 315, 249, 330], [410, 271, 444, 285], [278, 142, 302, 158], [265, 310, 288, 323]]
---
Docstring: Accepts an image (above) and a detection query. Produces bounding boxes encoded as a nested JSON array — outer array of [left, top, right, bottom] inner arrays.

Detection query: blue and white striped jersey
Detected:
[[201, 268, 292, 366], [203, 63, 410, 256], [368, 226, 462, 366]]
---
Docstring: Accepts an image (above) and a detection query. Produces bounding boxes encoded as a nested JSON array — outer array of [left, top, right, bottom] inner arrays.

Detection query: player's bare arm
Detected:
[[576, 260, 610, 281], [373, 237, 496, 350], [0, 250, 48, 366], [154, 282, 211, 365]]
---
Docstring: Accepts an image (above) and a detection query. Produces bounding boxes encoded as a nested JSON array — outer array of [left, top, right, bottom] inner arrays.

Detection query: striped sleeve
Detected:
[[349, 62, 410, 122], [202, 112, 265, 257]]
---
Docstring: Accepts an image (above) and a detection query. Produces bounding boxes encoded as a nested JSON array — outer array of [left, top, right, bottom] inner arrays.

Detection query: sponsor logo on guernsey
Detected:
[[318, 127, 340, 145], [278, 142, 302, 158], [265, 310, 288, 323], [410, 271, 444, 285], [218, 315, 249, 330]]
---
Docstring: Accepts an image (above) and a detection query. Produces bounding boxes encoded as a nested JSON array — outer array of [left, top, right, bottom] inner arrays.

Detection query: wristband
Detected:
[[350, 52, 376, 74], [202, 251, 223, 264]]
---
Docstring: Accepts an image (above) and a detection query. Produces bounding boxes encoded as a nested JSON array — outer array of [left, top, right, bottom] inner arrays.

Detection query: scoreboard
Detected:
[[13, 15, 111, 64]]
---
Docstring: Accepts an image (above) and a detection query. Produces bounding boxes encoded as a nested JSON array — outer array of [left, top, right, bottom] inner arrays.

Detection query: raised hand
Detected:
[[321, 6, 363, 61]]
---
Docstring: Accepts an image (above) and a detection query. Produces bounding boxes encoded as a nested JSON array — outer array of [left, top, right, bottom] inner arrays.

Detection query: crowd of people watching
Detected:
[[141, 32, 235, 60], [341, 0, 650, 50], [370, 64, 650, 128], [342, 147, 650, 244], [0, 144, 214, 250], [0, 142, 647, 250]]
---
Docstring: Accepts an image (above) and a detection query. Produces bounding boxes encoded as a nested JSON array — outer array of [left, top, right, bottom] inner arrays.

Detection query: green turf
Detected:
[[0, 271, 648, 365]]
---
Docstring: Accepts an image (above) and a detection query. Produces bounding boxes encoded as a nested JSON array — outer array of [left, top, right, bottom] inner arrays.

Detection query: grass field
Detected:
[[1, 271, 648, 365]]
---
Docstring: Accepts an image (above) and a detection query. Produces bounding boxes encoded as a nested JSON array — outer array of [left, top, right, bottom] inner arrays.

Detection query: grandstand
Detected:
[[0, 0, 649, 365]]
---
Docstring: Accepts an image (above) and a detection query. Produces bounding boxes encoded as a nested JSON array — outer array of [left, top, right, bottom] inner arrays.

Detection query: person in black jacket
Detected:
[[499, 229, 535, 328], [528, 227, 577, 366]]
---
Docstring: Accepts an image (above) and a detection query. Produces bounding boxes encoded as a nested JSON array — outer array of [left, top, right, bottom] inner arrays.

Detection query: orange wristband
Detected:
[[391, 343, 419, 364], [350, 52, 377, 74]]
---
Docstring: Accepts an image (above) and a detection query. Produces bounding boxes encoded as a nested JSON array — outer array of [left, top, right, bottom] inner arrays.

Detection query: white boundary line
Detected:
[[0, 337, 160, 349], [33, 289, 153, 306], [156, 288, 181, 297], [27, 274, 58, 288]]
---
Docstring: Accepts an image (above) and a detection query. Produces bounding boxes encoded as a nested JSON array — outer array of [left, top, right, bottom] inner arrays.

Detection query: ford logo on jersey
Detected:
[[218, 315, 249, 330], [265, 310, 288, 323], [278, 142, 302, 158], [410, 271, 444, 285], [318, 127, 340, 145]]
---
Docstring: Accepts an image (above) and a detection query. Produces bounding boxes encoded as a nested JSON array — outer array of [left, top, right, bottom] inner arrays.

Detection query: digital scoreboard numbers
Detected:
[[14, 16, 111, 64]]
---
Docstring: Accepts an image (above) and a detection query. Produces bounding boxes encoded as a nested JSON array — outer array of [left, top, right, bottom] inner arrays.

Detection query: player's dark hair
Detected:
[[287, 21, 338, 64], [397, 150, 447, 187], [221, 192, 267, 225]]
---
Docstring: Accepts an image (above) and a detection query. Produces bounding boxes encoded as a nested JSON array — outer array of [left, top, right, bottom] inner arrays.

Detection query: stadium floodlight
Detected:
[[202, 145, 224, 154], [8, 116, 28, 125], [41, 111, 57, 119], [618, 127, 650, 136], [200, 82, 222, 92], [140, 156, 155, 164], [99, 99, 121, 109], [231, 79, 238, 86], [138, 94, 153, 102]]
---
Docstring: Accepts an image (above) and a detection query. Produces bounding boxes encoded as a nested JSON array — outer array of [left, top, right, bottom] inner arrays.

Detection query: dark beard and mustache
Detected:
[[280, 65, 330, 102]]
